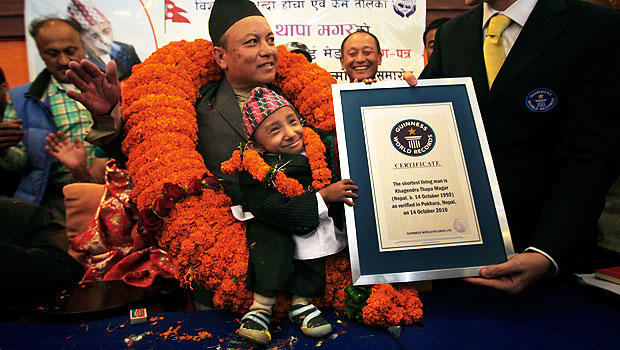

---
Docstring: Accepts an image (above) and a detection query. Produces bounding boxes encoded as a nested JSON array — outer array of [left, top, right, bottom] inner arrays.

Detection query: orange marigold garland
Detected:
[[363, 284, 424, 327], [122, 39, 422, 325], [221, 127, 331, 197]]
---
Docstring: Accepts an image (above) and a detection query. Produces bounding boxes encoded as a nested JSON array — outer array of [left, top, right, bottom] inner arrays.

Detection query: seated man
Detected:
[[0, 66, 21, 197], [0, 18, 96, 223], [0, 196, 83, 306], [339, 29, 383, 83]]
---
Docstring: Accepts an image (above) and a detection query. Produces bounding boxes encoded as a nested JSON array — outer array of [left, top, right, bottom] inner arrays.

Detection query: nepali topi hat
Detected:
[[242, 87, 294, 139], [209, 0, 264, 46]]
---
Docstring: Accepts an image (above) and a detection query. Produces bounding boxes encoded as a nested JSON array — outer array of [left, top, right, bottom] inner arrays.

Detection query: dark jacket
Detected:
[[420, 0, 620, 271], [196, 78, 247, 203], [196, 79, 294, 203], [240, 151, 324, 297], [87, 41, 142, 81], [239, 128, 341, 296]]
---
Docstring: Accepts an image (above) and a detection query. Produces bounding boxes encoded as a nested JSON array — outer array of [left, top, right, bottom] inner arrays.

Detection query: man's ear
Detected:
[[246, 140, 265, 153], [340, 57, 345, 70], [377, 53, 382, 66], [212, 46, 227, 70]]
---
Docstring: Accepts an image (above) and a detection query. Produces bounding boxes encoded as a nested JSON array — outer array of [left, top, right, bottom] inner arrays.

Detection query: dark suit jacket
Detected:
[[237, 128, 342, 296], [239, 152, 324, 296], [196, 78, 247, 203], [420, 0, 620, 272], [87, 41, 142, 81], [195, 79, 310, 204]]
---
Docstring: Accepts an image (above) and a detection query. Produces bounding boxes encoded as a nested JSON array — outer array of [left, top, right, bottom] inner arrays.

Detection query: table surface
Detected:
[[0, 279, 618, 349]]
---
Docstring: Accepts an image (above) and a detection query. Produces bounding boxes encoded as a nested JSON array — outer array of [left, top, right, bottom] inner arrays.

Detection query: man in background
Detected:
[[284, 42, 313, 63], [423, 17, 450, 59], [339, 29, 382, 83], [0, 67, 8, 116], [0, 18, 95, 222], [68, 0, 141, 81], [0, 66, 22, 196], [421, 0, 620, 293]]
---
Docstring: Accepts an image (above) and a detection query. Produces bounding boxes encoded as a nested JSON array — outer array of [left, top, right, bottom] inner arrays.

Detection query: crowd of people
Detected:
[[1, 0, 619, 344]]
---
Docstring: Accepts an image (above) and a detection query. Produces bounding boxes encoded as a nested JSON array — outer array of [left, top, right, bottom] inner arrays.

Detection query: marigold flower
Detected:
[[122, 40, 421, 327]]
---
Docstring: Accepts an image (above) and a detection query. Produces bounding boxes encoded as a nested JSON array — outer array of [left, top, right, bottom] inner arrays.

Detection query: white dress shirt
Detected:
[[482, 0, 538, 56]]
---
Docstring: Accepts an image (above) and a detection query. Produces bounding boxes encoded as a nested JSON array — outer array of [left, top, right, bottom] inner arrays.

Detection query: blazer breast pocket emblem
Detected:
[[525, 88, 557, 112]]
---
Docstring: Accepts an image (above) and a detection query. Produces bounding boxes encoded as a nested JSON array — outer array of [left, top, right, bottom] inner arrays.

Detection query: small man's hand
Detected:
[[0, 120, 25, 152], [66, 59, 121, 116], [318, 179, 359, 206], [464, 252, 552, 294]]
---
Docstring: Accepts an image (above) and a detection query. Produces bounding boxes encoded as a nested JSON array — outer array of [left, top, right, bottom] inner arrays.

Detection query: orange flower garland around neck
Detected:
[[221, 127, 331, 196], [121, 39, 422, 325]]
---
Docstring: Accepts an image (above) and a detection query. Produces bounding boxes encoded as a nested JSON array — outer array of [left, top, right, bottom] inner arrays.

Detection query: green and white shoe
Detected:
[[289, 304, 332, 338], [237, 310, 271, 344]]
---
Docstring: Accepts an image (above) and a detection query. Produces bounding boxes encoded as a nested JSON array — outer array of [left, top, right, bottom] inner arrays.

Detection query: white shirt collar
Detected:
[[483, 0, 538, 29]]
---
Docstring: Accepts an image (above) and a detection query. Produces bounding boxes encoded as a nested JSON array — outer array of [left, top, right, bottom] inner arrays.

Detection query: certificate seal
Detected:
[[390, 119, 435, 156], [525, 88, 557, 112], [453, 218, 468, 233]]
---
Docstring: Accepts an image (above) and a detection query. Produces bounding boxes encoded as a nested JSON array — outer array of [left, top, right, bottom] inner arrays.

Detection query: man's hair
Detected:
[[340, 29, 381, 57], [28, 17, 83, 39], [423, 17, 450, 46]]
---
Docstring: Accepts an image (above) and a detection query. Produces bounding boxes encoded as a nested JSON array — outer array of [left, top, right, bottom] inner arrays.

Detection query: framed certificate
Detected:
[[332, 78, 514, 285]]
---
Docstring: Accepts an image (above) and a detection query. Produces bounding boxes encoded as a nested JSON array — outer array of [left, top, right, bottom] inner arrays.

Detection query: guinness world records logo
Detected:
[[525, 88, 557, 112], [390, 119, 435, 156]]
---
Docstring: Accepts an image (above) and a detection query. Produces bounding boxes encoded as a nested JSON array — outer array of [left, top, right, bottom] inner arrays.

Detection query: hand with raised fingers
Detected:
[[66, 59, 121, 116], [45, 131, 87, 172]]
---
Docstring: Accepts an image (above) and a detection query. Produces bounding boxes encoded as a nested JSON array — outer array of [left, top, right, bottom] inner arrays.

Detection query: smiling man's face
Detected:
[[340, 32, 382, 82], [215, 16, 278, 91]]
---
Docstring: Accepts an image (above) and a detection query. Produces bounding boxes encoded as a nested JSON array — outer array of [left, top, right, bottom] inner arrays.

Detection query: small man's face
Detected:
[[340, 32, 382, 82], [35, 20, 85, 83], [216, 16, 278, 90], [84, 21, 114, 55], [425, 28, 438, 58], [252, 106, 305, 154]]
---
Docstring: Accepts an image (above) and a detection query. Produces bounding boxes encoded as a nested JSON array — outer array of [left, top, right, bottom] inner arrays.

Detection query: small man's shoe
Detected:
[[237, 310, 271, 344], [289, 304, 332, 338]]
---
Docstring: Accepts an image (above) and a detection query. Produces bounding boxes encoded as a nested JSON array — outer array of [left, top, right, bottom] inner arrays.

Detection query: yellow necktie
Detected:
[[484, 14, 511, 88]]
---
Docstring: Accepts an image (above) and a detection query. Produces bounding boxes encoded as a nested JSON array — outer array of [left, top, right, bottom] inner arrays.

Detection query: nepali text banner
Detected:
[[25, 0, 425, 82]]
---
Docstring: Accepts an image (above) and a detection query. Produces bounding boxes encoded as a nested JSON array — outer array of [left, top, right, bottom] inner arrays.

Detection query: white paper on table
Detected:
[[574, 273, 620, 295]]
